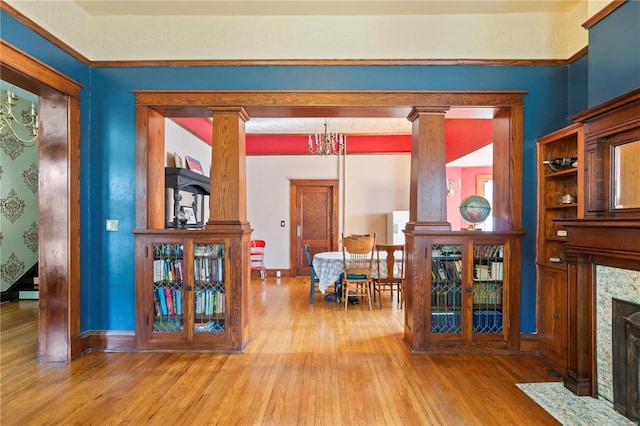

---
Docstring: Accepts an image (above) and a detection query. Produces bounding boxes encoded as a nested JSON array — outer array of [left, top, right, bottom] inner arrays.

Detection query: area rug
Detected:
[[517, 382, 635, 425]]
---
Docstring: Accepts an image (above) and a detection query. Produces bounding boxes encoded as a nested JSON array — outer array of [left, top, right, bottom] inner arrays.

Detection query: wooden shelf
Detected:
[[544, 168, 578, 179], [545, 236, 567, 242], [546, 203, 577, 210], [535, 122, 584, 373]]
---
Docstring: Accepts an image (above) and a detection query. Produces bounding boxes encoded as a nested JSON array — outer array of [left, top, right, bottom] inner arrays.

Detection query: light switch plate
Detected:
[[106, 219, 118, 232]]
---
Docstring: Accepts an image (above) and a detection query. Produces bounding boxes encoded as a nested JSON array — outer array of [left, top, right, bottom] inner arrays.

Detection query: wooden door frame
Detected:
[[1, 40, 83, 362], [289, 179, 339, 276]]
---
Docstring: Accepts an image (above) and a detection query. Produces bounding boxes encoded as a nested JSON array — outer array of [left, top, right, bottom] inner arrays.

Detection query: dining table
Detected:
[[312, 250, 403, 295]]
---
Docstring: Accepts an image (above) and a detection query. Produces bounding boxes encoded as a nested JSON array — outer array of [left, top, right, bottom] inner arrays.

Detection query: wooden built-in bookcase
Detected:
[[535, 123, 584, 372]]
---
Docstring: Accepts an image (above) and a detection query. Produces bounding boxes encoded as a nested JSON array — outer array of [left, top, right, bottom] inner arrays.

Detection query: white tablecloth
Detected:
[[312, 251, 403, 294]]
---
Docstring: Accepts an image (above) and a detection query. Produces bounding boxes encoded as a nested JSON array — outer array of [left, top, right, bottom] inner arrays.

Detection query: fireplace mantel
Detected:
[[556, 218, 640, 396]]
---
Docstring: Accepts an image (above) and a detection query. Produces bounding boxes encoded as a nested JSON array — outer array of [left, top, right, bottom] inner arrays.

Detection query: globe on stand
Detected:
[[459, 195, 491, 230]]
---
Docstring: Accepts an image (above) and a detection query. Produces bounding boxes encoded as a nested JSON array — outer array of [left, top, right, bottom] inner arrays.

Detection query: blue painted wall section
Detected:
[[588, 0, 640, 107], [0, 10, 96, 331], [569, 55, 589, 119], [2, 4, 638, 335]]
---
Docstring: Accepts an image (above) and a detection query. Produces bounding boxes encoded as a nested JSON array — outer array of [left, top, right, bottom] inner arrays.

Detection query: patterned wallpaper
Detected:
[[0, 83, 39, 292]]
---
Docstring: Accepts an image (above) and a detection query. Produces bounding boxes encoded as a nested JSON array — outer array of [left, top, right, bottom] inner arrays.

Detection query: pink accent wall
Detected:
[[446, 166, 492, 230]]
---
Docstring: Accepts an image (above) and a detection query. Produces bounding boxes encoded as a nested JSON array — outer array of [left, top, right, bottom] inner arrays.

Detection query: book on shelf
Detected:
[[194, 288, 226, 316], [474, 264, 491, 280], [473, 282, 502, 305], [473, 245, 504, 259], [164, 286, 174, 315], [490, 261, 504, 281], [153, 260, 164, 282], [157, 286, 168, 316]]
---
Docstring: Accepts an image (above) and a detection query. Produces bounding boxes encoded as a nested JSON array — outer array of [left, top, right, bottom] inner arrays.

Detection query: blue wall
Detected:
[[4, 5, 637, 336], [90, 65, 568, 333], [588, 0, 640, 106], [568, 54, 589, 118]]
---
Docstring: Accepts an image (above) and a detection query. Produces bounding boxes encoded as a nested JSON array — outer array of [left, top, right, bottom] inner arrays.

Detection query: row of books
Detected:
[[473, 261, 504, 281], [431, 259, 462, 281], [154, 259, 184, 283], [194, 244, 225, 257], [194, 257, 224, 282], [473, 283, 502, 305], [154, 285, 182, 317], [153, 243, 183, 258], [473, 244, 504, 259], [431, 284, 462, 307], [195, 287, 225, 316]]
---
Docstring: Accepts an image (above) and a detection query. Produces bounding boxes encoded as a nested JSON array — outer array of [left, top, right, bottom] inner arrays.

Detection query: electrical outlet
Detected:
[[106, 219, 118, 232], [280, 220, 285, 227], [276, 271, 281, 278]]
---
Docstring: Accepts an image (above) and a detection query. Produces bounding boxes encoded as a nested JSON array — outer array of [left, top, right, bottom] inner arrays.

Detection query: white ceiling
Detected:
[[74, 0, 580, 17]]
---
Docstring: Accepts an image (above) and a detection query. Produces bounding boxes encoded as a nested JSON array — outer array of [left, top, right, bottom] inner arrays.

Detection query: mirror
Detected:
[[613, 139, 640, 209]]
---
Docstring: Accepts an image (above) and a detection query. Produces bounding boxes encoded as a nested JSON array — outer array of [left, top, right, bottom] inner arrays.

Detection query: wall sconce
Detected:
[[446, 179, 458, 197]]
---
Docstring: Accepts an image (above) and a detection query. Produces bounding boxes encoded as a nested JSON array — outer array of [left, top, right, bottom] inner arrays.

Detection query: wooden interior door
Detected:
[[290, 180, 338, 277]]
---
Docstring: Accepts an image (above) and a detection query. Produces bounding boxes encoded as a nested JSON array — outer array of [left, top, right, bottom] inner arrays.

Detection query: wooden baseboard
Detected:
[[251, 269, 291, 279], [519, 333, 539, 353], [80, 330, 136, 354]]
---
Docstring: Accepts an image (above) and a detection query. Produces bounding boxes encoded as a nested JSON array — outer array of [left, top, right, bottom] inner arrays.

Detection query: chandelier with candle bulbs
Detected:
[[1, 89, 39, 147], [308, 119, 345, 156]]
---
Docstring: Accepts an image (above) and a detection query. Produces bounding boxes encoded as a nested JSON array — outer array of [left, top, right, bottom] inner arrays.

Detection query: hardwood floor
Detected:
[[1, 277, 560, 425]]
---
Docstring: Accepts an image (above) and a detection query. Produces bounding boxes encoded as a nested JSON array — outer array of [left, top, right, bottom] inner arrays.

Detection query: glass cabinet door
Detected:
[[471, 243, 505, 334], [192, 243, 226, 334], [152, 243, 185, 333], [430, 244, 463, 334]]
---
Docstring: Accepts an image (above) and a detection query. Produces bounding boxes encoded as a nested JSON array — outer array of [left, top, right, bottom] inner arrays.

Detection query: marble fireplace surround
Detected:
[[558, 219, 640, 405]]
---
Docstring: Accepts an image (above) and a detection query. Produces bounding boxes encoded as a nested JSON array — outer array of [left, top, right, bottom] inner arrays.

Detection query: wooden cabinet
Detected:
[[535, 123, 584, 370], [419, 232, 522, 351], [133, 230, 249, 352], [537, 264, 568, 371]]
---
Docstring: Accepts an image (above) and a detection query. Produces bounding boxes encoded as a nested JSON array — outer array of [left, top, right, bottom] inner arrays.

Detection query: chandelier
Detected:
[[1, 89, 39, 147], [308, 119, 345, 156]]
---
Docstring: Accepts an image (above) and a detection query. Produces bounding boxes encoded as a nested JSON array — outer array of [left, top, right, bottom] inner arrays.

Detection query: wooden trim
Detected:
[[68, 95, 81, 360], [82, 331, 137, 353], [93, 58, 570, 68], [134, 91, 526, 122], [0, 40, 83, 98], [571, 87, 640, 125], [567, 46, 588, 65], [1, 40, 83, 363], [582, 0, 627, 30], [0, 2, 90, 66], [557, 219, 640, 396]]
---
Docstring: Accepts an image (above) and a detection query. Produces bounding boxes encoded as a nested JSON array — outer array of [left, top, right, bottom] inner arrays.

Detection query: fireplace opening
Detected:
[[613, 298, 640, 422]]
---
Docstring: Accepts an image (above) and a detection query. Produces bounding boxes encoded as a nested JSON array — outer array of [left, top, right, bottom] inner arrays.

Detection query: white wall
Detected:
[[246, 154, 411, 271]]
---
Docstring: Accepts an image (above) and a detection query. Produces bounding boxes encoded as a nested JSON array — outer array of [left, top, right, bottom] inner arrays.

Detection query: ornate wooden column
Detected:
[[206, 107, 252, 350], [404, 107, 452, 351]]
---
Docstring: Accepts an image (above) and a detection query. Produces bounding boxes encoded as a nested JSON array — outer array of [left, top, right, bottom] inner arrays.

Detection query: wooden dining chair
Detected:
[[305, 244, 321, 304], [373, 244, 405, 309], [341, 233, 376, 311]]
